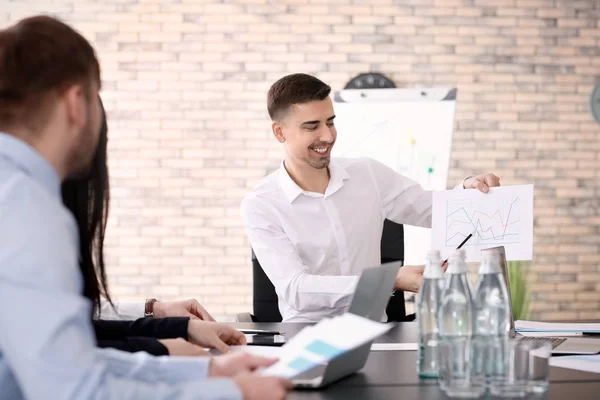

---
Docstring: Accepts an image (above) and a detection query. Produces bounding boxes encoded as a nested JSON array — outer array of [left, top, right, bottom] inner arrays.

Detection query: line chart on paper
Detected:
[[445, 197, 521, 247], [432, 184, 534, 262]]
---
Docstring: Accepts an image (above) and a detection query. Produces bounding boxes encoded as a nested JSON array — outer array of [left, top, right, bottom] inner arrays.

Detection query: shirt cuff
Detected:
[[462, 176, 473, 189], [454, 176, 472, 190], [115, 301, 146, 320]]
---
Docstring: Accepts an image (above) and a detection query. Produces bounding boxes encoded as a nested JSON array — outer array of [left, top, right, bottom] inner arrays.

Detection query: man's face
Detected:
[[69, 82, 102, 178], [276, 97, 337, 170]]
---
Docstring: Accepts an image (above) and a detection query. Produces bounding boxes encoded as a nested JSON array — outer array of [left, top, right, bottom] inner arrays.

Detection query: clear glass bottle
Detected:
[[473, 249, 511, 387], [438, 249, 484, 398], [417, 250, 444, 378]]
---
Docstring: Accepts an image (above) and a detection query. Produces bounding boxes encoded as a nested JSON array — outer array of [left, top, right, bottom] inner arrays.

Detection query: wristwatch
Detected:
[[144, 298, 159, 318], [462, 176, 473, 189]]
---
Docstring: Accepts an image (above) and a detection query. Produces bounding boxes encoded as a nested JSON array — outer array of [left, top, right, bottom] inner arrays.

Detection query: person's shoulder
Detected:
[[0, 169, 73, 234], [242, 170, 280, 204], [334, 156, 378, 167], [0, 169, 41, 211], [333, 156, 383, 176], [0, 170, 79, 283]]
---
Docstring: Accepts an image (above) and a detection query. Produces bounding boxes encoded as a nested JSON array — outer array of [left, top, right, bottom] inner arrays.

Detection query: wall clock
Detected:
[[344, 72, 396, 90]]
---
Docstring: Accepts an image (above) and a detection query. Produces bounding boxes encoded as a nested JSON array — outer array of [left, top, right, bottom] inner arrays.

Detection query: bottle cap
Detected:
[[424, 250, 443, 279], [447, 249, 467, 274], [479, 249, 502, 274], [426, 250, 441, 262]]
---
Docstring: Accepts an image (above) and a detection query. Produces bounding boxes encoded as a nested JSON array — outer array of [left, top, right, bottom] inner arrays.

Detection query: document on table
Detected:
[[518, 331, 582, 337], [515, 320, 600, 333], [228, 342, 417, 357], [370, 343, 418, 351], [550, 355, 600, 374], [432, 184, 534, 262], [258, 313, 392, 379]]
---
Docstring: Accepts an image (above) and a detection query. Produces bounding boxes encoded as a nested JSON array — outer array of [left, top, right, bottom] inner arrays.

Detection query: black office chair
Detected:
[[251, 249, 283, 323], [237, 220, 415, 323]]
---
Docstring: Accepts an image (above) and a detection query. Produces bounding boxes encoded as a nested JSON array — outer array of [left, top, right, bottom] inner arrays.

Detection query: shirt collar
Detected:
[[278, 158, 350, 204], [278, 161, 304, 203], [0, 132, 61, 199], [325, 160, 350, 197]]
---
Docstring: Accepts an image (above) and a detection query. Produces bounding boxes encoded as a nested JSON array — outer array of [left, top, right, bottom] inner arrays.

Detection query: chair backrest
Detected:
[[252, 249, 283, 322], [251, 219, 409, 322], [380, 220, 412, 322]]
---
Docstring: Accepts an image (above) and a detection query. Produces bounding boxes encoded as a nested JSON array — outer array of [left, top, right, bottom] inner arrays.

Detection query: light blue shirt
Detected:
[[0, 132, 242, 400]]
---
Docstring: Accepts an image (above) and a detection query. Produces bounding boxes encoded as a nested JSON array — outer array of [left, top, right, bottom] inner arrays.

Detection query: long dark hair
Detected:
[[61, 97, 112, 315]]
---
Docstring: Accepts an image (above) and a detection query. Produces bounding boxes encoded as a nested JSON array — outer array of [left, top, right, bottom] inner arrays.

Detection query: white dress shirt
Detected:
[[241, 157, 458, 322], [0, 133, 241, 400], [97, 301, 145, 320]]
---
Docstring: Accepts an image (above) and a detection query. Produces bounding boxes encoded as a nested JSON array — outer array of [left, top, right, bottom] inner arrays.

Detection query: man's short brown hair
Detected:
[[0, 15, 100, 131], [267, 73, 331, 121]]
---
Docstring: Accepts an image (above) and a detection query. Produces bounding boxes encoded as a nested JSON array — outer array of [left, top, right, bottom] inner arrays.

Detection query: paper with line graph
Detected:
[[432, 184, 534, 262]]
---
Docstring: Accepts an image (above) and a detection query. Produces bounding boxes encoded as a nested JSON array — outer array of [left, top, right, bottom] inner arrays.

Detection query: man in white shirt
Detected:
[[241, 73, 500, 323]]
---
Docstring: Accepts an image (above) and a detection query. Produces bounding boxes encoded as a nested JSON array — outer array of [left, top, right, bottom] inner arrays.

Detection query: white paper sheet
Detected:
[[259, 313, 392, 379], [370, 343, 418, 351], [515, 320, 600, 333], [517, 331, 582, 337], [550, 355, 600, 374], [432, 184, 534, 262], [226, 342, 418, 356]]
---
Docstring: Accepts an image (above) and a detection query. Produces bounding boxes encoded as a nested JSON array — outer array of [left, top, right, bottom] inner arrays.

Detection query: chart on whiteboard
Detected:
[[332, 100, 455, 191], [432, 185, 534, 262]]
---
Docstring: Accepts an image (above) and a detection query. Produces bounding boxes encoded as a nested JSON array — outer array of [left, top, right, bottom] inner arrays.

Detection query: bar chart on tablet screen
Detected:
[[445, 197, 521, 247]]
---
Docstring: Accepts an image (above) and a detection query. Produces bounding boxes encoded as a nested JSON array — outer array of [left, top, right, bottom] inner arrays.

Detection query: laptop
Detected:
[[291, 261, 402, 388], [485, 246, 600, 356]]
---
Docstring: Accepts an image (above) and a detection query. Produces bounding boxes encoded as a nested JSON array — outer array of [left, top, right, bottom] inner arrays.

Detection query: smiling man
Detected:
[[241, 73, 501, 323]]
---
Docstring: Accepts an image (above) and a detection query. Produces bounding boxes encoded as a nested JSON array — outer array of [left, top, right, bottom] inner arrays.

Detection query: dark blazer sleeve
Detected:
[[97, 337, 169, 356], [93, 317, 190, 341]]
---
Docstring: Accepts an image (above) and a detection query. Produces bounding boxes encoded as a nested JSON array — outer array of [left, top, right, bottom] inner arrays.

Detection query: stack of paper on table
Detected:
[[370, 343, 418, 351], [515, 320, 600, 334], [256, 313, 392, 379]]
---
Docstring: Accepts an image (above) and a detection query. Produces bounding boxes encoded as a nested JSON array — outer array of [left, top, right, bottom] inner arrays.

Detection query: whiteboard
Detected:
[[332, 88, 457, 265]]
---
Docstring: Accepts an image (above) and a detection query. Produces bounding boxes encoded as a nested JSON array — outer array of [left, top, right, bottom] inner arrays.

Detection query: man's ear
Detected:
[[272, 121, 285, 143], [63, 84, 86, 131]]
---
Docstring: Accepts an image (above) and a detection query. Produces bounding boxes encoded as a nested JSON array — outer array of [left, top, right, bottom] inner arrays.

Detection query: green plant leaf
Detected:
[[507, 261, 530, 320]]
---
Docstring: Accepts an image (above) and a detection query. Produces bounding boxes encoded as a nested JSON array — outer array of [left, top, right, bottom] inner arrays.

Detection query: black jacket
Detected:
[[94, 317, 190, 356]]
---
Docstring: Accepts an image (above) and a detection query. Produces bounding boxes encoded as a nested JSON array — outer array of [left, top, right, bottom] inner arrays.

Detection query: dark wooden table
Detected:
[[232, 322, 600, 399]]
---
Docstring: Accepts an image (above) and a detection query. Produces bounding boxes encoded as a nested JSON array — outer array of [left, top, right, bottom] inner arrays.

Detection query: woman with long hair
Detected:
[[61, 98, 238, 356]]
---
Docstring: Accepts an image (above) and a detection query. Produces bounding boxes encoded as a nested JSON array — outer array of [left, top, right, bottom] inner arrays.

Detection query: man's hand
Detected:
[[187, 320, 247, 353], [209, 352, 278, 377], [463, 173, 501, 193], [153, 299, 215, 321], [211, 352, 293, 399], [393, 265, 425, 293], [159, 338, 210, 356], [233, 374, 292, 400]]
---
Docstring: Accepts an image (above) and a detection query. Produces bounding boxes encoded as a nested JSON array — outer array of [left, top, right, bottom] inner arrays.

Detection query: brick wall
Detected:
[[2, 0, 599, 320]]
